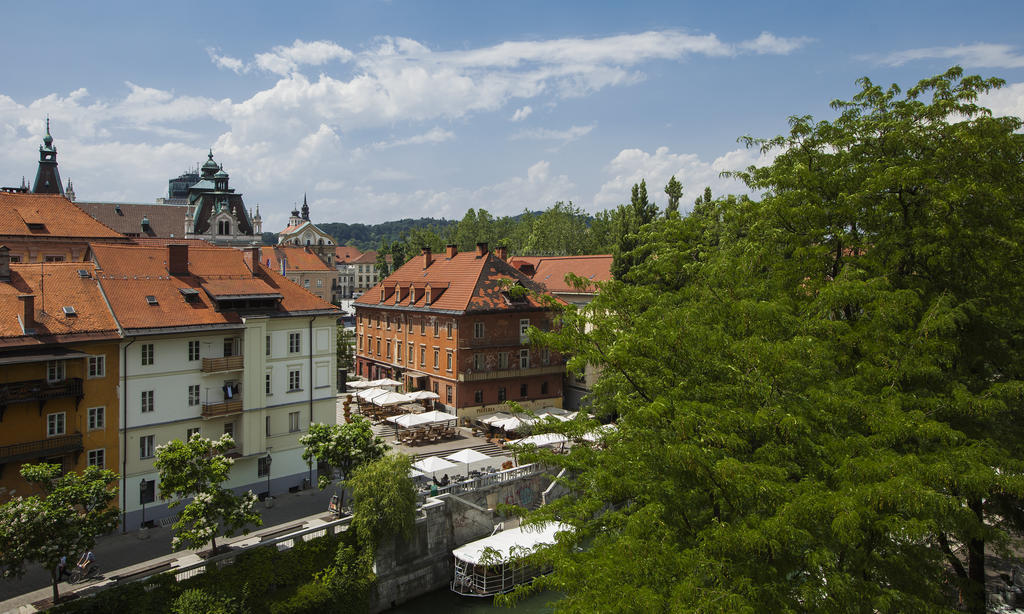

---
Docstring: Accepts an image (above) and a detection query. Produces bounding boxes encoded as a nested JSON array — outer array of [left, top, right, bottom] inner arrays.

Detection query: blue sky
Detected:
[[2, 0, 1023, 229]]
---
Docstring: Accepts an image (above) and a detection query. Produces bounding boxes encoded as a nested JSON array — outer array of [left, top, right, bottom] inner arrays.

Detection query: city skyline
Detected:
[[1, 0, 1022, 230]]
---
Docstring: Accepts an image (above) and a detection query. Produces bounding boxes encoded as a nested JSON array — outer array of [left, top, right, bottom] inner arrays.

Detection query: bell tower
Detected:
[[32, 118, 64, 195]]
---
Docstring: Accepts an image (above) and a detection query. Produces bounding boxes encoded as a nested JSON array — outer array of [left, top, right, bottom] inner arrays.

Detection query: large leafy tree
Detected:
[[300, 417, 388, 504], [155, 434, 262, 553], [349, 454, 417, 548], [521, 67, 1024, 613], [0, 463, 119, 604]]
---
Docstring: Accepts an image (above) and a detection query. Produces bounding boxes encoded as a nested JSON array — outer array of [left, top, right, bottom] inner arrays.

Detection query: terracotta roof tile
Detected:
[[0, 193, 124, 238], [351, 250, 377, 264], [0, 263, 119, 341], [530, 255, 613, 293], [259, 246, 332, 271], [334, 246, 362, 262], [76, 202, 187, 238]]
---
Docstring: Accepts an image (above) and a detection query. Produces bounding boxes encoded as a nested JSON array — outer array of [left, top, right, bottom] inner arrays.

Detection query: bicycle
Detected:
[[68, 563, 100, 584]]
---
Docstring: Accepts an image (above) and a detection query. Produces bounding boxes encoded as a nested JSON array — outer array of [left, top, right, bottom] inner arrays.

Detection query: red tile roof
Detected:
[[128, 237, 212, 248], [0, 262, 119, 342], [530, 255, 613, 293], [260, 246, 333, 272], [91, 244, 337, 331], [0, 193, 124, 239], [351, 250, 377, 265], [334, 246, 362, 263], [354, 249, 555, 313]]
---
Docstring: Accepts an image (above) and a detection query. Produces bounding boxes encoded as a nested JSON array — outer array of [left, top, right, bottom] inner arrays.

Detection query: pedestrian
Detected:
[[57, 556, 69, 582]]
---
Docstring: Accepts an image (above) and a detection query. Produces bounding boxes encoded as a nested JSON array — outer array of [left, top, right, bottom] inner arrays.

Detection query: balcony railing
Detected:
[[201, 399, 243, 419], [0, 378, 83, 407], [0, 433, 83, 465], [201, 356, 244, 373], [457, 364, 564, 382]]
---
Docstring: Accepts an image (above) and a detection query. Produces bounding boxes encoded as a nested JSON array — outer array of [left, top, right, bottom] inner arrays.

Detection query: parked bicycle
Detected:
[[68, 563, 100, 584]]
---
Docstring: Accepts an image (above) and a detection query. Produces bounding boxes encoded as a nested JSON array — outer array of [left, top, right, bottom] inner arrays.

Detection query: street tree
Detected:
[[300, 417, 388, 504], [337, 326, 355, 372], [519, 67, 1024, 613], [349, 454, 417, 548], [0, 463, 118, 604], [155, 434, 261, 553]]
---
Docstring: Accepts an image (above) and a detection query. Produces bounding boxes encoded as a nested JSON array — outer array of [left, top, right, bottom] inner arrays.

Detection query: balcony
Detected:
[[201, 399, 243, 419], [0, 433, 83, 465], [0, 378, 83, 417], [201, 356, 244, 373], [457, 364, 564, 382]]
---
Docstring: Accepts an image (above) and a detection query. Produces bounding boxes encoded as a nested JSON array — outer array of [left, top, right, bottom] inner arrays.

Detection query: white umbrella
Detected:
[[479, 412, 513, 425], [445, 448, 491, 475], [376, 378, 403, 387], [356, 387, 389, 401], [493, 416, 537, 432], [515, 432, 569, 448], [372, 391, 413, 407], [406, 390, 440, 401], [412, 456, 459, 479], [347, 380, 378, 389], [582, 424, 618, 442], [387, 410, 457, 429]]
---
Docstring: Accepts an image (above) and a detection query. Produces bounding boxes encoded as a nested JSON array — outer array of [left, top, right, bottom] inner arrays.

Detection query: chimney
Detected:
[[495, 246, 507, 261], [0, 245, 10, 282], [445, 244, 457, 259], [476, 242, 488, 257], [168, 244, 189, 276], [243, 246, 260, 276], [421, 246, 433, 269], [18, 294, 34, 331]]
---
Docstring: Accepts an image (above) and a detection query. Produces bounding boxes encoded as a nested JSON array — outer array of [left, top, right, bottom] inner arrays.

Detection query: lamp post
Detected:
[[139, 478, 149, 538], [264, 453, 273, 498]]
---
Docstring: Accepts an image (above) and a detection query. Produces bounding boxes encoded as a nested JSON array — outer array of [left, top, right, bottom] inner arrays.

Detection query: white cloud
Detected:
[[253, 40, 355, 75], [510, 105, 533, 121], [510, 124, 594, 143], [979, 81, 1024, 120], [592, 145, 776, 212], [873, 43, 1024, 68], [372, 127, 454, 149], [739, 32, 813, 55], [207, 48, 245, 74]]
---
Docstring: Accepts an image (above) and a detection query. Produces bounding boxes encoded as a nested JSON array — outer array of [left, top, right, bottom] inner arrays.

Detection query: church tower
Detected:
[[32, 119, 64, 195]]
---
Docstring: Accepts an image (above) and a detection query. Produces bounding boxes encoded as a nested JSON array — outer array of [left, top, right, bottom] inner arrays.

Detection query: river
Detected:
[[388, 587, 558, 613]]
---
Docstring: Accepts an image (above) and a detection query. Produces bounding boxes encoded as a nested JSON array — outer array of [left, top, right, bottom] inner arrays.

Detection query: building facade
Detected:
[[354, 243, 563, 419], [184, 151, 261, 247], [0, 192, 131, 263], [277, 195, 336, 266], [260, 245, 338, 304]]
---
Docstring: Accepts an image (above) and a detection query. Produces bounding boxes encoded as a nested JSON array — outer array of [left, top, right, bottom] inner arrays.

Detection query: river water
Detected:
[[388, 587, 557, 613]]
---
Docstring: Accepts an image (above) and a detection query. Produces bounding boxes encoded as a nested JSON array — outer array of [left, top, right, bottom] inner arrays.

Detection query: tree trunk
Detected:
[[210, 535, 218, 555], [965, 499, 986, 614], [50, 569, 59, 605]]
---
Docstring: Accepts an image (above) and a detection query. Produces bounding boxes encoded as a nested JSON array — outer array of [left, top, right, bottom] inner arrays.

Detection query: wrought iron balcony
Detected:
[[201, 399, 243, 419], [0, 433, 83, 466], [0, 378, 83, 418], [201, 356, 244, 373], [457, 364, 564, 382]]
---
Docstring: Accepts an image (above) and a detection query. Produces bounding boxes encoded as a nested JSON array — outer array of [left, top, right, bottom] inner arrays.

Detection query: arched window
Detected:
[[218, 220, 230, 235]]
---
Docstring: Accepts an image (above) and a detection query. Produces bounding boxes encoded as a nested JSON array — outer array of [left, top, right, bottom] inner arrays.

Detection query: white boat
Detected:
[[450, 522, 567, 597]]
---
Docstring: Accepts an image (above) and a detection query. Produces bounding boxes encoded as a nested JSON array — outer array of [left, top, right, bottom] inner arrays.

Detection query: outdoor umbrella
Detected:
[[372, 391, 413, 407], [406, 390, 440, 401], [356, 387, 389, 401], [412, 456, 458, 480], [515, 432, 569, 448], [444, 448, 491, 475]]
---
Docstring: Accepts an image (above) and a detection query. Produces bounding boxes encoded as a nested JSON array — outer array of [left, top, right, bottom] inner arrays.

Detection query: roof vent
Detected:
[[62, 306, 77, 317], [146, 295, 158, 305], [115, 205, 123, 216], [77, 269, 90, 278], [179, 287, 199, 303]]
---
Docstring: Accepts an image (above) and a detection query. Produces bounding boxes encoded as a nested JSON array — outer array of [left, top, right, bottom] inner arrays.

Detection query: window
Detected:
[[224, 422, 234, 439], [88, 449, 105, 468], [139, 479, 155, 505], [186, 427, 200, 440], [376, 317, 381, 329], [265, 335, 271, 357], [141, 343, 154, 366], [420, 319, 425, 335], [88, 355, 105, 378], [265, 372, 272, 395], [433, 320, 439, 337], [520, 318, 531, 342], [446, 385, 453, 404], [188, 340, 200, 361], [420, 345, 426, 367], [258, 456, 271, 477], [304, 279, 310, 287], [224, 337, 236, 357], [218, 220, 230, 235], [316, 279, 322, 288], [385, 316, 391, 330], [44, 255, 65, 262], [446, 351, 453, 372], [432, 381, 439, 395], [87, 406, 105, 430], [289, 411, 300, 432], [141, 390, 154, 413], [289, 332, 301, 353], [265, 416, 271, 437], [396, 317, 402, 331], [520, 383, 528, 398], [520, 349, 530, 369], [408, 342, 414, 363], [473, 353, 484, 370], [376, 339, 381, 356], [474, 321, 484, 339], [498, 352, 509, 369], [47, 360, 65, 383], [541, 348, 550, 365], [386, 340, 391, 358], [140, 435, 155, 459], [396, 342, 402, 363], [474, 390, 483, 403], [358, 335, 363, 351], [183, 384, 199, 406], [433, 348, 439, 369], [47, 412, 66, 436], [497, 387, 506, 402], [289, 369, 301, 391], [446, 321, 453, 338], [541, 381, 549, 395]]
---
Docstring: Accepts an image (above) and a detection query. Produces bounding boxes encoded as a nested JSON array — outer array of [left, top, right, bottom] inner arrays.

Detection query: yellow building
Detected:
[[0, 249, 121, 502]]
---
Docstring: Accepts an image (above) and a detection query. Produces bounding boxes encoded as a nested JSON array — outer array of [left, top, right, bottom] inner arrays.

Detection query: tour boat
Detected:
[[450, 522, 567, 597]]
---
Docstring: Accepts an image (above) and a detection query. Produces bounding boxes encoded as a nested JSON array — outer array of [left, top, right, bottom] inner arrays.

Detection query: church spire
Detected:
[[32, 118, 63, 195], [301, 193, 310, 221]]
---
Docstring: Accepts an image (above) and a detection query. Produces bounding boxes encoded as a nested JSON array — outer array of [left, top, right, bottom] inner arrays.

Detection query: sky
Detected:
[[2, 1, 1023, 231]]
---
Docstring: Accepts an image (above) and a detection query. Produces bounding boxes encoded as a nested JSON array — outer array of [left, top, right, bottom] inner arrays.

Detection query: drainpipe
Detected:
[[308, 315, 315, 486], [121, 338, 135, 533]]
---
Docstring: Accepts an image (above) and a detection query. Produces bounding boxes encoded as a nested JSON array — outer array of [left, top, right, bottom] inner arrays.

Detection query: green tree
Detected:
[[337, 326, 355, 372], [0, 463, 119, 604], [523, 201, 591, 255], [300, 418, 388, 504], [520, 68, 1024, 613], [663, 175, 683, 219], [349, 454, 417, 548], [155, 434, 261, 553]]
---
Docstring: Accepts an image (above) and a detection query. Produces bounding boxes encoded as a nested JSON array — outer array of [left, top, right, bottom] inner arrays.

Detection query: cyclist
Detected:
[[77, 550, 95, 575]]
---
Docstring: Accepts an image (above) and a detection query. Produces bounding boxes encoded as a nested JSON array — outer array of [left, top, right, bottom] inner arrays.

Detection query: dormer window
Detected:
[[218, 220, 231, 235]]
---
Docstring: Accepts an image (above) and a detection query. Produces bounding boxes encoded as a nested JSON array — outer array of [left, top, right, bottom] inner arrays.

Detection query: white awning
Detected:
[[452, 523, 569, 565]]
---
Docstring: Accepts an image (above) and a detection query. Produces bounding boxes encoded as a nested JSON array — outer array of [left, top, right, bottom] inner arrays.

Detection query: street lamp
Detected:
[[264, 453, 273, 498], [139, 478, 147, 529]]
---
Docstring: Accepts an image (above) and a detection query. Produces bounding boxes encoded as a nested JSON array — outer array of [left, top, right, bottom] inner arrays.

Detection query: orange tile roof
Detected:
[[334, 246, 362, 263], [0, 262, 119, 342], [129, 237, 212, 248], [259, 246, 333, 272], [0, 193, 124, 239], [91, 244, 337, 331], [278, 223, 306, 235], [354, 249, 555, 313], [530, 255, 613, 293], [351, 250, 377, 265]]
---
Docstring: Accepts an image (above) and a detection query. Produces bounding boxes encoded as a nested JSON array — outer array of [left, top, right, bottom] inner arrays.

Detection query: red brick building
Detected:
[[354, 243, 564, 419]]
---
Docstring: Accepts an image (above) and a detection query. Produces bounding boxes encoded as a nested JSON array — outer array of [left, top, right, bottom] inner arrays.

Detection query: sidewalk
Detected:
[[0, 486, 337, 614]]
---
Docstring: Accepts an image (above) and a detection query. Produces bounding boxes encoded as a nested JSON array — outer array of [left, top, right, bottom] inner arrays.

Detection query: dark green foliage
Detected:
[[664, 175, 682, 218], [349, 455, 417, 548], [320, 218, 459, 252]]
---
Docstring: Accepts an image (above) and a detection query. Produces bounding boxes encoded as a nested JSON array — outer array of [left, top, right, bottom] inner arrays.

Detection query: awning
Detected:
[[0, 348, 91, 366]]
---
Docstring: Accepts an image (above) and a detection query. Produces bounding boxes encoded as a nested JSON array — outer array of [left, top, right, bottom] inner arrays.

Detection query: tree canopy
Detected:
[[520, 67, 1024, 614], [300, 417, 388, 503]]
